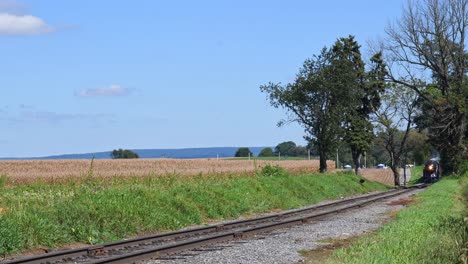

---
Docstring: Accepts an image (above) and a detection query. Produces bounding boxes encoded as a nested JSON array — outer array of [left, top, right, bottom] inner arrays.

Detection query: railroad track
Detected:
[[2, 184, 427, 264]]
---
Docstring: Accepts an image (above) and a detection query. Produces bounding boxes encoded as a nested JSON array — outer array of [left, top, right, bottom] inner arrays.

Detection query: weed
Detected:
[[260, 164, 286, 177]]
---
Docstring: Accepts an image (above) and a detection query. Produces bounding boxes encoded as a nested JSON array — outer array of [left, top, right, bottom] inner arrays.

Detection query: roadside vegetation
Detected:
[[0, 169, 387, 256], [408, 165, 423, 185], [327, 173, 468, 264]]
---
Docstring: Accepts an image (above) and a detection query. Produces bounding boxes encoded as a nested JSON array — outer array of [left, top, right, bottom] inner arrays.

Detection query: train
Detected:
[[422, 159, 441, 183]]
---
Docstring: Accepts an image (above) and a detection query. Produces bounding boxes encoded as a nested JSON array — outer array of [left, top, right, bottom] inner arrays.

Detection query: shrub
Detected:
[[261, 164, 285, 177]]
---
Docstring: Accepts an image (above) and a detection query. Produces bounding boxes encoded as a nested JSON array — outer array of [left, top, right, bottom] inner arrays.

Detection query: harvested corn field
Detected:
[[360, 168, 394, 185], [0, 159, 335, 184]]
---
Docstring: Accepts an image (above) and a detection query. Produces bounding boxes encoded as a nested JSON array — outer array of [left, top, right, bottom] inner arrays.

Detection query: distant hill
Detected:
[[0, 147, 271, 160]]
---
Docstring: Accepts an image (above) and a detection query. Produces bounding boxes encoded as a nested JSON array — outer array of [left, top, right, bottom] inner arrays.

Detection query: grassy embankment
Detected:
[[408, 165, 424, 185], [0, 167, 388, 257], [327, 172, 468, 264]]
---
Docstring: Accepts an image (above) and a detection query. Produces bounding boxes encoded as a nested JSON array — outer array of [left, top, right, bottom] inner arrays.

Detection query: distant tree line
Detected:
[[111, 149, 139, 159], [234, 141, 316, 158]]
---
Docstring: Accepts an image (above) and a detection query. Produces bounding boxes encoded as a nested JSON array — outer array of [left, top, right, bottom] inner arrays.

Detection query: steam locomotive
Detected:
[[422, 159, 441, 183]]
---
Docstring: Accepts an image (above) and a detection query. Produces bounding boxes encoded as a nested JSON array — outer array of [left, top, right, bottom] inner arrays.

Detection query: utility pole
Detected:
[[364, 151, 367, 168], [336, 149, 339, 169], [403, 153, 407, 187], [308, 149, 310, 160], [248, 152, 250, 161], [278, 151, 281, 161]]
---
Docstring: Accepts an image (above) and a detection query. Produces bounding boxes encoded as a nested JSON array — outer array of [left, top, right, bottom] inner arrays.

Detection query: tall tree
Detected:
[[373, 85, 419, 185], [405, 129, 432, 165], [385, 0, 468, 174], [260, 47, 343, 172], [261, 36, 386, 173], [331, 37, 387, 174]]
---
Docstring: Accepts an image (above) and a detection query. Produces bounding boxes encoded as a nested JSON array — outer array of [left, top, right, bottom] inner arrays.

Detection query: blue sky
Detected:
[[0, 0, 405, 157]]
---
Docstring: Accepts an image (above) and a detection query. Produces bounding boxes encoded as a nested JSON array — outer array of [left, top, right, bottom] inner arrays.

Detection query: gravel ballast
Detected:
[[147, 189, 424, 264]]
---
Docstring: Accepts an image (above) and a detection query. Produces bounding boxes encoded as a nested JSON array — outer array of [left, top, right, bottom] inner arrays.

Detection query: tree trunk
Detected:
[[351, 148, 361, 175], [388, 151, 400, 186], [319, 150, 328, 173], [391, 165, 400, 186]]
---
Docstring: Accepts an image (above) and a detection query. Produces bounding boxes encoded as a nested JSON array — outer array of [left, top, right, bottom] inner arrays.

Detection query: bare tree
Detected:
[[374, 85, 419, 186], [385, 0, 468, 174]]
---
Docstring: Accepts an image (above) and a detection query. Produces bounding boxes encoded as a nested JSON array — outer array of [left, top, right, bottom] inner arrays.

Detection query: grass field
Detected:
[[0, 169, 385, 257], [0, 159, 335, 185], [327, 174, 468, 264]]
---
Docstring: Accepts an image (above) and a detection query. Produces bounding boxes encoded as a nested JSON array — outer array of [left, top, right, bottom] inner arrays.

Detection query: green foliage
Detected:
[[460, 161, 468, 175], [408, 165, 424, 185], [405, 130, 432, 165], [274, 141, 297, 156], [260, 45, 343, 173], [234, 147, 253, 157], [258, 147, 275, 157], [374, 84, 419, 185], [386, 0, 467, 174], [274, 141, 308, 157], [260, 36, 386, 173], [0, 172, 388, 256], [260, 164, 286, 177], [372, 129, 432, 167], [111, 149, 139, 159], [333, 39, 386, 174], [329, 176, 468, 264]]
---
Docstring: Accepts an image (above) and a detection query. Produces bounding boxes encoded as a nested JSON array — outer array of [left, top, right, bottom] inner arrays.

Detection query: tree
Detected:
[[373, 84, 419, 185], [293, 146, 308, 157], [261, 47, 344, 173], [111, 149, 139, 159], [274, 141, 297, 157], [332, 37, 387, 175], [385, 0, 468, 174], [261, 36, 386, 173], [234, 147, 253, 157], [258, 147, 275, 157], [405, 129, 432, 165]]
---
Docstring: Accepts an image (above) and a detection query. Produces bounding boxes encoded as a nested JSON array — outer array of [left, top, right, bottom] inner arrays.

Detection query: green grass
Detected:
[[0, 171, 387, 256], [328, 173, 468, 264], [408, 165, 424, 185]]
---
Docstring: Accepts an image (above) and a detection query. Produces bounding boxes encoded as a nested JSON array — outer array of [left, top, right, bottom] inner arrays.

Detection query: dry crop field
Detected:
[[0, 159, 335, 185], [360, 168, 394, 185]]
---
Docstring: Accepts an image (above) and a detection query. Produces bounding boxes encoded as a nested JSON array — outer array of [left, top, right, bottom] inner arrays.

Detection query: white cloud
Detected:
[[76, 85, 133, 97], [0, 13, 52, 35]]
